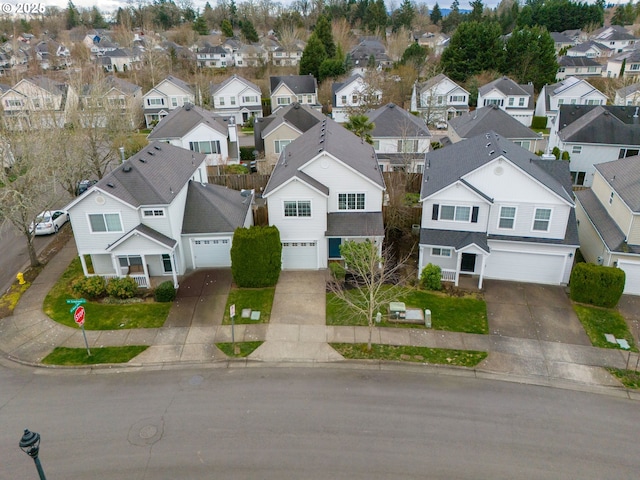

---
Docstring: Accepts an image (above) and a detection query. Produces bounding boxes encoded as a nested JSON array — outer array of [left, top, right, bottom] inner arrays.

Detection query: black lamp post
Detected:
[[19, 429, 47, 480]]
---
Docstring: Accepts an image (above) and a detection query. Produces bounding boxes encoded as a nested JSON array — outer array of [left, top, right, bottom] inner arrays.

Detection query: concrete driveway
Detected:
[[484, 280, 591, 346], [618, 295, 640, 344]]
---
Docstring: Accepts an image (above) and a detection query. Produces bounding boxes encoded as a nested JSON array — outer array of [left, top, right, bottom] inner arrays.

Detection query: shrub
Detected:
[[329, 262, 346, 282], [106, 276, 139, 299], [240, 146, 255, 161], [231, 226, 282, 287], [71, 276, 106, 299], [552, 146, 561, 160], [531, 116, 548, 129], [561, 150, 570, 161], [420, 263, 442, 291], [154, 281, 176, 302], [569, 262, 625, 308], [224, 164, 249, 174]]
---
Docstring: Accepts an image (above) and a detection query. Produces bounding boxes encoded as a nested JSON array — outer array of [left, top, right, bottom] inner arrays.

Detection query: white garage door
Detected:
[[619, 261, 640, 296], [282, 241, 317, 269], [484, 250, 565, 285], [192, 238, 232, 267]]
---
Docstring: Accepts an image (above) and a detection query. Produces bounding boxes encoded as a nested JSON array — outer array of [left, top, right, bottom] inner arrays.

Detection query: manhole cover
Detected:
[[128, 417, 164, 446], [139, 425, 157, 439], [189, 375, 204, 386]]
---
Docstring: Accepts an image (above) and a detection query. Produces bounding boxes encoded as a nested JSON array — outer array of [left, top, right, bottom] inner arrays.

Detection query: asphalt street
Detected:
[[0, 221, 51, 295], [1, 365, 639, 479]]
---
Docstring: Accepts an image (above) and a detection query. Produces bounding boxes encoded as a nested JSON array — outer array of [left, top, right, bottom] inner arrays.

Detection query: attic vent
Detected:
[[489, 150, 495, 155], [294, 104, 300, 109], [147, 150, 155, 156], [122, 164, 132, 172], [185, 103, 192, 111], [139, 157, 146, 163], [603, 110, 610, 115], [319, 139, 324, 143], [154, 145, 161, 150], [486, 142, 491, 147], [318, 148, 323, 153], [106, 182, 115, 188], [485, 133, 490, 139]]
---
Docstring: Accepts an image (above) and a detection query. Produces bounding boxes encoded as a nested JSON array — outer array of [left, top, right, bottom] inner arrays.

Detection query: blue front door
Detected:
[[328, 238, 342, 259]]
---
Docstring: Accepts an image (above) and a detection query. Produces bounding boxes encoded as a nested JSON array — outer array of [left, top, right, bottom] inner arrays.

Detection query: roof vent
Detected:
[[604, 110, 610, 115], [486, 142, 491, 147], [294, 103, 300, 109], [318, 148, 323, 153], [185, 103, 192, 111], [123, 164, 132, 172], [139, 157, 147, 163], [489, 150, 495, 155], [147, 151, 154, 156], [154, 145, 161, 150], [106, 182, 115, 188]]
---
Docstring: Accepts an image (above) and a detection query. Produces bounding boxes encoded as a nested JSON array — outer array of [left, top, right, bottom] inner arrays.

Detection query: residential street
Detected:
[[0, 221, 51, 295], [1, 366, 639, 479]]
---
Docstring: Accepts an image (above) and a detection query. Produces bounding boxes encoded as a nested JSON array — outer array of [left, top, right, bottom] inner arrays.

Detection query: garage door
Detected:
[[618, 261, 640, 295], [192, 238, 232, 267], [484, 250, 565, 285], [282, 241, 317, 269]]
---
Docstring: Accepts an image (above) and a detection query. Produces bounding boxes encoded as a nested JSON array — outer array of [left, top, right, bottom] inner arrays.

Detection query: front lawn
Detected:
[[223, 287, 275, 325], [43, 258, 171, 330], [331, 343, 487, 367], [326, 289, 488, 334], [42, 346, 148, 365], [607, 368, 640, 389], [216, 341, 263, 357], [573, 304, 637, 351]]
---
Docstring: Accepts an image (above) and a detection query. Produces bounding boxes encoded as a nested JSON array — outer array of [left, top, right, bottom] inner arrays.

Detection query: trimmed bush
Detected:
[[231, 226, 282, 287], [531, 116, 548, 129], [71, 276, 106, 299], [329, 262, 346, 282], [420, 263, 442, 291], [106, 277, 139, 299], [561, 150, 570, 161], [569, 262, 625, 308], [154, 281, 176, 302], [224, 164, 249, 174], [240, 146, 255, 161]]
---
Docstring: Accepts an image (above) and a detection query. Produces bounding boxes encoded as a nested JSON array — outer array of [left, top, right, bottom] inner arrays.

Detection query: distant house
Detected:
[[32, 39, 71, 70], [566, 40, 613, 58], [550, 32, 575, 53], [269, 75, 320, 112], [410, 73, 469, 125], [556, 56, 604, 80], [233, 44, 268, 67], [210, 74, 262, 125], [448, 105, 542, 153], [99, 47, 141, 73], [331, 74, 382, 123], [535, 76, 607, 128], [348, 38, 392, 74], [574, 156, 640, 295], [414, 32, 450, 56], [271, 41, 305, 67], [589, 25, 637, 54], [477, 76, 534, 127], [605, 50, 640, 79], [196, 45, 234, 68], [142, 75, 196, 128], [367, 103, 431, 173], [80, 76, 142, 129], [614, 82, 640, 106]]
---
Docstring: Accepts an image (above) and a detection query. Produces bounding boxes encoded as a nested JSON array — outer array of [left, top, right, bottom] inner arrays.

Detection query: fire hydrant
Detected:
[[16, 272, 25, 285]]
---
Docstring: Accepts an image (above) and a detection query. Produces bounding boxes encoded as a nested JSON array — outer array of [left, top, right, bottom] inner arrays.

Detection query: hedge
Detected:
[[230, 226, 282, 287], [569, 262, 625, 308], [531, 116, 548, 129], [240, 146, 255, 161]]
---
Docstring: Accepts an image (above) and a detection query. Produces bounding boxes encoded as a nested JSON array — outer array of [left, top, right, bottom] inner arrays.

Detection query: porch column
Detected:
[[455, 251, 462, 287], [141, 255, 150, 288], [478, 254, 487, 290], [111, 255, 121, 277], [170, 253, 179, 289], [79, 254, 89, 276]]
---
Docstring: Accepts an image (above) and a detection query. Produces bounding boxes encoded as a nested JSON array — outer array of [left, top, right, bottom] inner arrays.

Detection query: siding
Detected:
[[591, 172, 634, 239], [575, 200, 609, 263]]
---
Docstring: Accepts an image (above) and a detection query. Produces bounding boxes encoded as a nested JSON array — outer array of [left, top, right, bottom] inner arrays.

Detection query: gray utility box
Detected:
[[424, 309, 432, 328]]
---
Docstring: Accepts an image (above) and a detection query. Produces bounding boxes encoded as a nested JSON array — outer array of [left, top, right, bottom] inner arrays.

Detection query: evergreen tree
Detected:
[[203, 2, 216, 29], [468, 0, 484, 22], [229, 0, 238, 26], [319, 58, 346, 81], [344, 114, 375, 144], [91, 7, 108, 29], [430, 3, 442, 24], [314, 15, 336, 59], [221, 19, 234, 38], [399, 43, 428, 72], [240, 18, 259, 43], [502, 26, 558, 91], [365, 0, 388, 34], [299, 34, 327, 79], [66, 0, 80, 29], [441, 0, 461, 33], [392, 0, 416, 32], [193, 15, 209, 35]]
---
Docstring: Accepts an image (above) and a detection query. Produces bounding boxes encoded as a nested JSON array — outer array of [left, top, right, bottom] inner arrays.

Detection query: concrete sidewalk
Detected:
[[1, 241, 639, 397]]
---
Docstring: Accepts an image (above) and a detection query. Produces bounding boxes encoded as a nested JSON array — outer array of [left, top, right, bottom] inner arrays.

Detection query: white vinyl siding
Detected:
[[532, 208, 552, 232]]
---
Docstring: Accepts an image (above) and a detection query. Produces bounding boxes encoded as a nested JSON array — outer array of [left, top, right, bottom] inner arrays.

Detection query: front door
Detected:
[[328, 238, 342, 259], [461, 253, 476, 273]]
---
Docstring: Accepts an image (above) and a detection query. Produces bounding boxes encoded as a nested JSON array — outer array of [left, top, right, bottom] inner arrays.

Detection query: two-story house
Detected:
[[367, 103, 431, 173], [233, 44, 268, 67], [605, 50, 640, 79], [447, 105, 543, 153], [550, 32, 575, 53], [331, 74, 382, 123], [65, 142, 253, 289], [590, 25, 637, 54], [574, 156, 640, 295], [410, 73, 470, 126], [566, 40, 613, 59], [210, 74, 262, 125], [147, 103, 238, 166], [270, 75, 321, 113], [548, 105, 640, 187], [477, 76, 534, 127], [80, 76, 143, 129], [196, 45, 233, 68], [263, 118, 386, 269], [535, 76, 607, 128], [99, 47, 141, 73], [556, 56, 604, 80], [271, 42, 305, 67], [348, 38, 393, 74], [614, 82, 640, 106], [142, 75, 195, 128], [418, 132, 578, 288]]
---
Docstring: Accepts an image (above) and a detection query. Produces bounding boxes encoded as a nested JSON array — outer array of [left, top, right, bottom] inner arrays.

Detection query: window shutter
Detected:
[[471, 206, 479, 223], [432, 204, 439, 220]]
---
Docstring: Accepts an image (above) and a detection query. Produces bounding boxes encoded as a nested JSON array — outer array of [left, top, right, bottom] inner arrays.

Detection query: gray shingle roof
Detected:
[[568, 40, 611, 54], [164, 75, 194, 95], [270, 75, 317, 95], [182, 181, 251, 234], [107, 223, 177, 251], [264, 117, 385, 195], [479, 76, 530, 97], [558, 56, 602, 67], [331, 74, 362, 99], [595, 155, 640, 212], [367, 103, 430, 138], [93, 141, 207, 207], [210, 74, 261, 96], [253, 103, 325, 152], [326, 212, 384, 236], [575, 189, 628, 252], [448, 105, 538, 140], [550, 32, 574, 44], [557, 105, 640, 146], [420, 131, 573, 205], [419, 228, 490, 252], [616, 82, 640, 97], [148, 103, 227, 139]]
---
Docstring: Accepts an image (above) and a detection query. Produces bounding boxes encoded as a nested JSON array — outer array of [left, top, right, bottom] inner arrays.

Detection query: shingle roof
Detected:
[[595, 156, 640, 212], [107, 224, 177, 251], [148, 103, 228, 139], [479, 76, 530, 97], [557, 105, 640, 146], [420, 131, 573, 205], [448, 105, 538, 140], [182, 181, 251, 234], [270, 75, 317, 95], [263, 117, 385, 195], [420, 228, 490, 252], [568, 40, 611, 54], [254, 103, 325, 151], [616, 82, 640, 98], [210, 74, 261, 96], [326, 212, 384, 236], [82, 75, 141, 96], [92, 141, 207, 208], [558, 56, 602, 68], [24, 75, 67, 95], [575, 189, 629, 252], [367, 103, 431, 138], [550, 32, 574, 44], [163, 75, 193, 95]]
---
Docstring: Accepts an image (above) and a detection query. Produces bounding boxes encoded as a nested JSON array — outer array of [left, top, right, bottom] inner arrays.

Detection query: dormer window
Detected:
[[143, 209, 165, 217]]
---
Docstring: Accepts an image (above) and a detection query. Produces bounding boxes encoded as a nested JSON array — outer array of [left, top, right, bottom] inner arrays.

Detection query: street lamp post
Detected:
[[19, 429, 47, 480]]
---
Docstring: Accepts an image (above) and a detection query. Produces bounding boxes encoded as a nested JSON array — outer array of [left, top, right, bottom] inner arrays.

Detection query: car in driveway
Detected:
[[30, 210, 70, 235]]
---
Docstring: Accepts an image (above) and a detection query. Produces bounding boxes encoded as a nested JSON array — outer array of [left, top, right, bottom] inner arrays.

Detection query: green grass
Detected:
[[216, 341, 263, 357], [42, 346, 148, 365], [223, 286, 275, 325], [240, 127, 254, 134], [573, 304, 638, 351], [326, 289, 488, 334], [43, 258, 171, 330], [607, 368, 640, 389], [331, 343, 487, 367]]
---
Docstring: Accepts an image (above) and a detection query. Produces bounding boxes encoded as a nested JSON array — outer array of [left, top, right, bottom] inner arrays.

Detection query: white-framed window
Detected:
[[230, 97, 236, 105], [341, 95, 347, 104], [519, 97, 525, 106], [436, 95, 444, 105], [373, 140, 380, 150], [513, 140, 530, 149], [219, 97, 225, 106], [619, 148, 640, 158], [498, 206, 516, 229], [352, 94, 358, 103], [397, 139, 419, 153], [277, 97, 291, 105], [609, 191, 614, 204], [440, 205, 471, 222], [508, 97, 514, 106], [307, 95, 313, 103], [274, 139, 291, 154], [431, 247, 451, 257], [558, 99, 564, 105], [162, 253, 172, 273], [88, 213, 123, 233], [571, 171, 586, 186], [143, 209, 165, 217], [171, 97, 178, 107], [5, 99, 23, 107], [572, 145, 582, 154], [189, 140, 221, 154], [588, 66, 597, 73], [449, 95, 465, 102], [283, 200, 311, 217], [484, 98, 503, 106], [630, 64, 640, 71], [242, 95, 258, 103], [119, 255, 142, 267], [586, 99, 602, 105], [338, 193, 365, 210], [532, 208, 552, 232], [146, 97, 164, 106]]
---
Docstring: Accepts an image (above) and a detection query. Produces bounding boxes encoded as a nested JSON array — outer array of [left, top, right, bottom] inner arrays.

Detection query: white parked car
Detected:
[[30, 210, 70, 235]]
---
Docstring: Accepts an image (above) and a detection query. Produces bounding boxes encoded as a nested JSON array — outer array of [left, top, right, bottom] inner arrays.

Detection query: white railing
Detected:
[[87, 273, 149, 288], [441, 269, 456, 283]]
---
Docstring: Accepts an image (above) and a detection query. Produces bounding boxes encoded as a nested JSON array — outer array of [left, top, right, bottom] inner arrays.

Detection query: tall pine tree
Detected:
[[299, 34, 327, 79]]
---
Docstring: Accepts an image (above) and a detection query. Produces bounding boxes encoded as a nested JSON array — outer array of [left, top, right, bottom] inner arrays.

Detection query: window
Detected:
[[570, 171, 586, 186], [449, 95, 465, 102], [619, 148, 640, 158], [147, 98, 164, 106], [519, 97, 525, 106], [532, 208, 551, 232], [588, 66, 597, 73], [513, 140, 530, 150], [352, 95, 358, 103], [32, 98, 40, 108], [508, 97, 514, 106], [558, 67, 565, 73], [373, 140, 380, 150], [274, 139, 291, 154], [162, 254, 172, 273], [586, 99, 602, 105], [570, 98, 577, 104], [219, 97, 225, 106], [242, 95, 258, 103], [572, 145, 582, 154], [341, 95, 347, 104], [484, 98, 503, 106], [609, 191, 614, 205], [5, 99, 23, 107], [284, 200, 311, 217], [171, 97, 178, 107], [436, 95, 444, 105], [397, 139, 419, 153], [431, 247, 452, 257], [630, 64, 640, 71], [88, 213, 122, 233], [119, 255, 142, 267], [189, 141, 221, 154], [230, 97, 236, 105], [277, 97, 291, 105], [439, 205, 471, 222], [143, 209, 164, 217], [499, 206, 516, 229], [557, 99, 564, 105], [338, 193, 365, 210]]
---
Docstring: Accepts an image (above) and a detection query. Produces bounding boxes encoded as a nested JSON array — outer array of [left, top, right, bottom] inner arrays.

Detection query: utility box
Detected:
[[424, 309, 432, 328]]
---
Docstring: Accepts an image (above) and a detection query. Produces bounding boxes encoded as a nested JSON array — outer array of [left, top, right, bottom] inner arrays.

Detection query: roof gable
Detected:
[[368, 103, 431, 138], [148, 104, 228, 139], [595, 156, 640, 212], [479, 76, 530, 97], [182, 181, 252, 233], [270, 75, 317, 95], [448, 105, 538, 139], [558, 105, 640, 146]]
